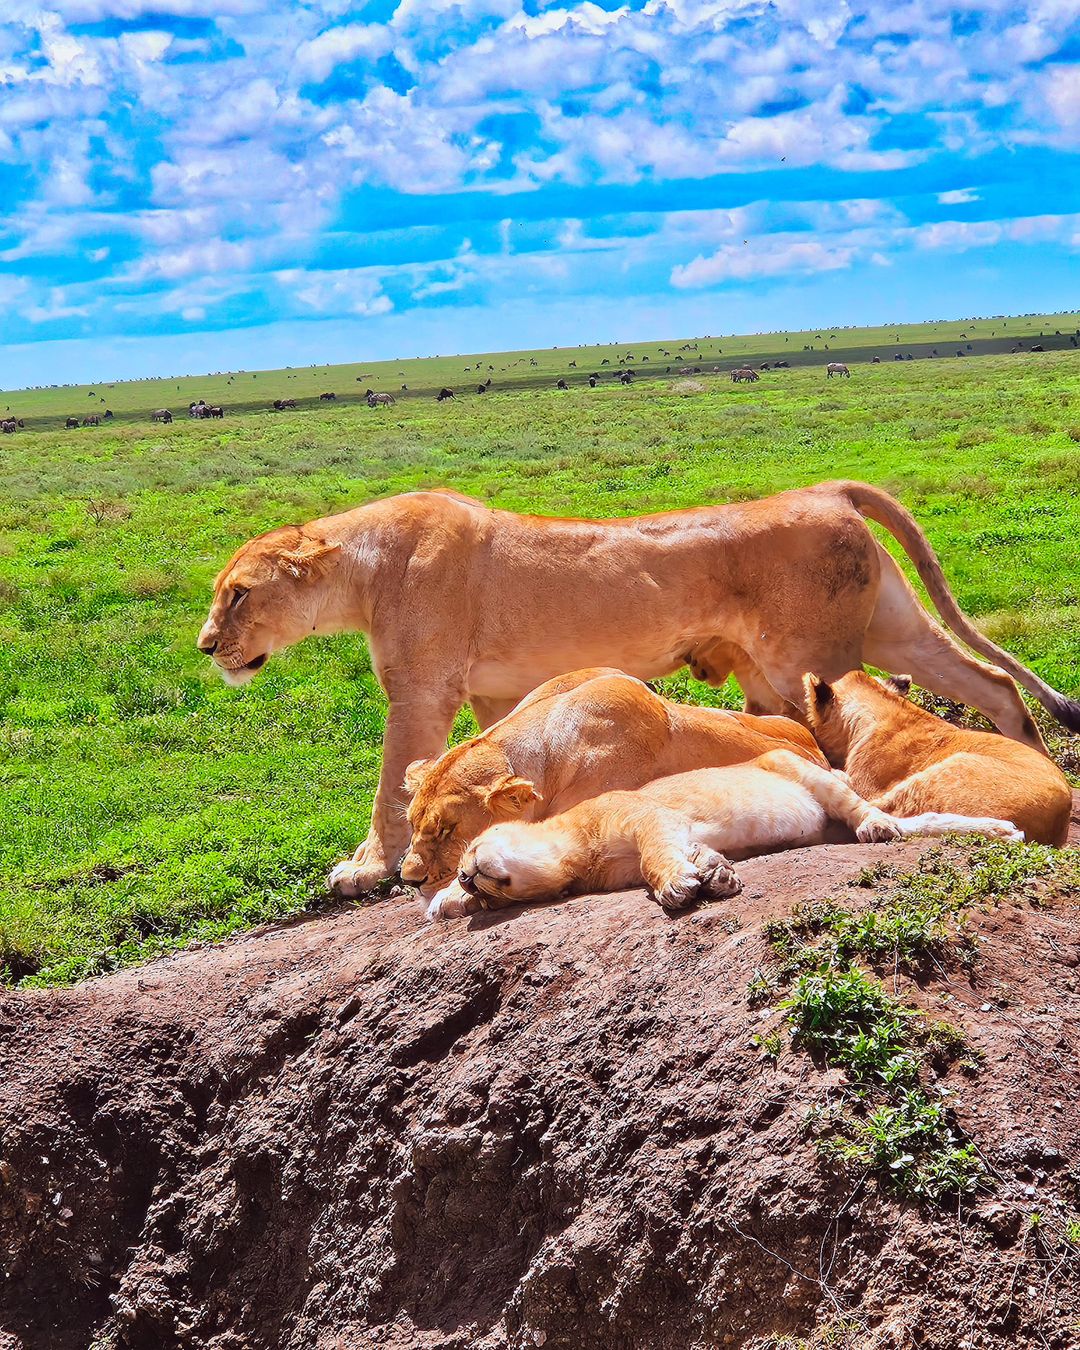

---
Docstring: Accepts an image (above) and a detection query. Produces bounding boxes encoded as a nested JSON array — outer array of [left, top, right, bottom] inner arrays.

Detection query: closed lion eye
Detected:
[[228, 587, 248, 610]]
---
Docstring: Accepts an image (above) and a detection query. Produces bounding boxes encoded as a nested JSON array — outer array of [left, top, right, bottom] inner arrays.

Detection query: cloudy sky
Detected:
[[0, 0, 1077, 384]]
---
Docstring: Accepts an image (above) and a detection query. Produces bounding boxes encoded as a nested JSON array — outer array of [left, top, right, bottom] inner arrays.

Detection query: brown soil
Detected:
[[0, 801, 1078, 1350]]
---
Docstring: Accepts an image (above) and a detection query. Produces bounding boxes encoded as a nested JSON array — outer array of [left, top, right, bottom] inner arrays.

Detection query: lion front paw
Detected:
[[327, 854, 393, 898], [855, 809, 903, 843], [654, 846, 743, 911], [425, 883, 482, 922]]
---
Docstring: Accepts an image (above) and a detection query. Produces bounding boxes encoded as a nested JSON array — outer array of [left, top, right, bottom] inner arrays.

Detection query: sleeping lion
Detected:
[[387, 666, 827, 896], [805, 670, 1072, 846], [425, 749, 1022, 920]]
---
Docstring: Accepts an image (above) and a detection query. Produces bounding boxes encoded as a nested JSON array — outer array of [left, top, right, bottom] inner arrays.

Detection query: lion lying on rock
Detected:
[[197, 482, 1079, 895], [425, 751, 1022, 920], [806, 671, 1072, 846], [389, 666, 826, 895]]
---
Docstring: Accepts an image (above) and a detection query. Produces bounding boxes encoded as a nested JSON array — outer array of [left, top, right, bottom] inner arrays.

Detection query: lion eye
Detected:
[[229, 588, 248, 609]]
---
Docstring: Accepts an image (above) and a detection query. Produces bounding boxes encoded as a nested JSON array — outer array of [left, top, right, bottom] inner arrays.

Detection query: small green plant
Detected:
[[820, 1089, 983, 1199], [752, 1029, 783, 1061], [766, 844, 1080, 978]]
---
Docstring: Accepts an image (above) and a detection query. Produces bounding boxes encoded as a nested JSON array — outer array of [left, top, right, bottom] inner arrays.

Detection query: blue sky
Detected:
[[0, 0, 1077, 384]]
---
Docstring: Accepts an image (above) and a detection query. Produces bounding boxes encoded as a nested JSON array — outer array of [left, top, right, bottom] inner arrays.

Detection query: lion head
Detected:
[[197, 526, 341, 685], [456, 822, 573, 905], [400, 741, 542, 889], [804, 670, 912, 767]]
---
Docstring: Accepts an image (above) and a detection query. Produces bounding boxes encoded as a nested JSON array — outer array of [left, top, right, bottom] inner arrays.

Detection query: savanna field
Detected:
[[2, 332, 1079, 987]]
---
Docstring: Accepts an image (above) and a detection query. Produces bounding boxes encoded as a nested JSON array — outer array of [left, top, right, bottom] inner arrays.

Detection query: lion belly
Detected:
[[646, 767, 833, 857]]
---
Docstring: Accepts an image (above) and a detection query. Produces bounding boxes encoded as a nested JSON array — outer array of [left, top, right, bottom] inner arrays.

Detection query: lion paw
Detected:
[[855, 810, 903, 843], [327, 855, 392, 898], [976, 818, 1025, 842], [654, 846, 742, 911], [425, 883, 482, 922]]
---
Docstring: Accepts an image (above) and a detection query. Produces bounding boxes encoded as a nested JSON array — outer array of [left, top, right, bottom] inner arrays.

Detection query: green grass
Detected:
[[0, 342, 1078, 986], [764, 842, 1080, 973], [3, 309, 1078, 427], [758, 844, 1080, 1202]]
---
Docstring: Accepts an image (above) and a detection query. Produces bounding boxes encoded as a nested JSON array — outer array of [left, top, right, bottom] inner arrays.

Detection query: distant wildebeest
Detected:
[[556, 379, 569, 390], [1030, 345, 1045, 352], [65, 416, 80, 429], [601, 358, 610, 365], [82, 414, 101, 426], [367, 392, 395, 408], [401, 385, 408, 391], [151, 409, 173, 424], [189, 400, 207, 417], [774, 360, 790, 368], [872, 356, 881, 363], [760, 363, 770, 371], [103, 409, 113, 419], [730, 368, 758, 383], [437, 388, 455, 401], [588, 375, 598, 387], [208, 405, 224, 418], [619, 371, 633, 384], [272, 399, 297, 411], [1, 419, 17, 434], [568, 361, 576, 368], [477, 385, 487, 394], [893, 353, 904, 361], [826, 363, 850, 379], [319, 392, 336, 401]]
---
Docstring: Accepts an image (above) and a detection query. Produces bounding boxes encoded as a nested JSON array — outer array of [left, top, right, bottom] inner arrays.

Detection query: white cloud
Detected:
[[1044, 65, 1080, 133], [275, 266, 393, 317], [671, 236, 856, 287], [937, 188, 980, 204], [294, 23, 392, 84]]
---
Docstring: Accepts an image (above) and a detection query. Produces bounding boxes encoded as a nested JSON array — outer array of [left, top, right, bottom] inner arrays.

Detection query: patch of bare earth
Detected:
[[0, 797, 1077, 1349]]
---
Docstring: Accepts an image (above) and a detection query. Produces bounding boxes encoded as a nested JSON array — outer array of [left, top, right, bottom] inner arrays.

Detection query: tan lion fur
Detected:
[[426, 751, 1022, 920], [806, 672, 1072, 847], [196, 483, 1077, 894], [395, 667, 827, 892]]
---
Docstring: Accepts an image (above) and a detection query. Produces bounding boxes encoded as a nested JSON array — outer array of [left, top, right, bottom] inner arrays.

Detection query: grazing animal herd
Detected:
[[198, 482, 1076, 924], [0, 336, 1069, 436]]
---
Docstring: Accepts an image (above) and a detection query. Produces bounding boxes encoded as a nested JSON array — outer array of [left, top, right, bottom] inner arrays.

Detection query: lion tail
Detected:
[[828, 479, 1080, 734]]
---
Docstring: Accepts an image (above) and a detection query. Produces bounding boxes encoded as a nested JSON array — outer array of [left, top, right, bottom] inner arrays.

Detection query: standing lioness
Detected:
[[196, 482, 1079, 894]]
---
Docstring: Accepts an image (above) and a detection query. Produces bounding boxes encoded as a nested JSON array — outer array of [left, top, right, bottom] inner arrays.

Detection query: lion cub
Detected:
[[426, 749, 1021, 920], [806, 672, 1072, 846]]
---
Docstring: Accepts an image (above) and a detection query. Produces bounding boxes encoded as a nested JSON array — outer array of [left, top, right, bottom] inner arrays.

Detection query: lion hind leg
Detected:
[[865, 547, 1046, 752], [884, 811, 1024, 842], [755, 749, 901, 842]]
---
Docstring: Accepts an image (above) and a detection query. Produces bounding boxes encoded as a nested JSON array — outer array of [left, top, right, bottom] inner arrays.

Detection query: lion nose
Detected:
[[198, 636, 218, 655], [458, 870, 479, 895]]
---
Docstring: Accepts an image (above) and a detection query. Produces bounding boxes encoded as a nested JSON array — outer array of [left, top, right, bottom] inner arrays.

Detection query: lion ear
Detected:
[[483, 775, 542, 816], [403, 759, 433, 797], [885, 674, 912, 698], [804, 673, 834, 707], [276, 539, 340, 580]]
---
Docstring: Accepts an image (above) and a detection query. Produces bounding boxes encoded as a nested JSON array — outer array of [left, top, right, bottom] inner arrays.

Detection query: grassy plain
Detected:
[[3, 310, 1079, 424], [0, 338, 1078, 986]]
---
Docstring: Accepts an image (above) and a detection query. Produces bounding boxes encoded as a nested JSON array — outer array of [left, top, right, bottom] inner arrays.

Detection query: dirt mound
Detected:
[[0, 808, 1079, 1350]]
